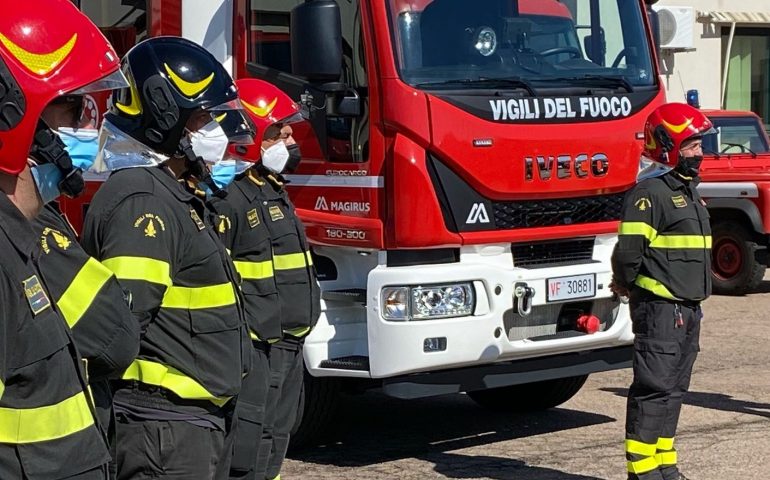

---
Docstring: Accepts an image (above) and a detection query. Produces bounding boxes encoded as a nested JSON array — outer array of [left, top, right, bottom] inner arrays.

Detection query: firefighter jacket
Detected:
[[228, 169, 320, 338], [81, 166, 248, 408], [612, 171, 712, 302], [32, 204, 140, 381], [0, 194, 110, 480], [209, 189, 282, 343]]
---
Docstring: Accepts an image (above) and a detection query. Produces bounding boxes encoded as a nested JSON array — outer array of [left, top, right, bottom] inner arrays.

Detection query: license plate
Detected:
[[546, 274, 596, 302]]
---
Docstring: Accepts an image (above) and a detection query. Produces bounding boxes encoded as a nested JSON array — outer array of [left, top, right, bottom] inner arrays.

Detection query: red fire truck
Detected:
[[66, 0, 665, 444]]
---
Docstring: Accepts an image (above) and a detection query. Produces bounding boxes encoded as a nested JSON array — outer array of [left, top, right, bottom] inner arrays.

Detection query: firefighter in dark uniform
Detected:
[[612, 103, 714, 480], [221, 79, 321, 480], [0, 2, 131, 478], [81, 37, 254, 480], [33, 91, 141, 454]]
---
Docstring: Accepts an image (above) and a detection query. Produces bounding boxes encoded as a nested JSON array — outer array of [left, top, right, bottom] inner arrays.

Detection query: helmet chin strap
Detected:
[[178, 136, 227, 199], [29, 120, 84, 198]]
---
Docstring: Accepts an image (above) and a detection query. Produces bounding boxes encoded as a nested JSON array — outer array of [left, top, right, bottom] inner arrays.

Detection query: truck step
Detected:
[[321, 289, 367, 304], [319, 356, 370, 371], [528, 330, 588, 342]]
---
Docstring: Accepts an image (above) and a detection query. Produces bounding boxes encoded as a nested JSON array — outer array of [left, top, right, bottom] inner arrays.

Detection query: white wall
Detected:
[[656, 0, 770, 108]]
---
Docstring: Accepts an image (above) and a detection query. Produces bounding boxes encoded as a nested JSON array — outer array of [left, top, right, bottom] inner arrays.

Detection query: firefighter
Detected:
[[611, 103, 714, 480], [0, 1, 131, 478], [220, 79, 320, 480], [80, 37, 254, 480], [32, 97, 142, 477]]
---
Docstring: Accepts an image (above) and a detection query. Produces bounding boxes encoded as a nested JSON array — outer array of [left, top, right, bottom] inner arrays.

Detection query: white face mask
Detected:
[[189, 120, 229, 165], [261, 141, 290, 173]]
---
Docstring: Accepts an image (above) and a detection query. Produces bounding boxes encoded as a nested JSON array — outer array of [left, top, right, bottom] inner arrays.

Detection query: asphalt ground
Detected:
[[283, 276, 770, 479]]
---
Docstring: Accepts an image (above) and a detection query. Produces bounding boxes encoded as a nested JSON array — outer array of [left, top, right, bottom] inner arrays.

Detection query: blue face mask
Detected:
[[30, 163, 63, 205], [56, 127, 99, 171], [211, 160, 237, 189]]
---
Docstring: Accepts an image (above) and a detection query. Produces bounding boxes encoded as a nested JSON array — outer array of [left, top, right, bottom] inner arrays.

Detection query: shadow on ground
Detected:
[[602, 387, 770, 419], [291, 391, 615, 474], [428, 452, 606, 480]]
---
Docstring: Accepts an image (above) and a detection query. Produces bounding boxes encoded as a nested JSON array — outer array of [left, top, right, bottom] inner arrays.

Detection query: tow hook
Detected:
[[514, 282, 536, 317]]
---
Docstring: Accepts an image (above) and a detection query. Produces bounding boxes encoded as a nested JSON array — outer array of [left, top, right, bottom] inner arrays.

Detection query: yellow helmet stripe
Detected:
[[0, 33, 77, 76], [243, 98, 277, 118], [116, 78, 142, 116], [164, 63, 214, 98], [661, 117, 694, 134]]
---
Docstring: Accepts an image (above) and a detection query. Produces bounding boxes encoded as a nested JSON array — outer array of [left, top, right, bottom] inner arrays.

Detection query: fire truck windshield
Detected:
[[388, 0, 655, 92]]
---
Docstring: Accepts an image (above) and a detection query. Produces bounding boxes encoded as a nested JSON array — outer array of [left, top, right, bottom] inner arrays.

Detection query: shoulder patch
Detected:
[[635, 197, 652, 211], [247, 209, 260, 229], [268, 205, 284, 222], [134, 213, 167, 238], [40, 227, 71, 254], [671, 195, 687, 208], [190, 209, 206, 231], [217, 215, 232, 234], [24, 275, 51, 315]]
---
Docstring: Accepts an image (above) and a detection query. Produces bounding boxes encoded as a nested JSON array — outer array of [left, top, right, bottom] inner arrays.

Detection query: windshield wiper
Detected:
[[415, 77, 537, 96], [546, 74, 635, 93]]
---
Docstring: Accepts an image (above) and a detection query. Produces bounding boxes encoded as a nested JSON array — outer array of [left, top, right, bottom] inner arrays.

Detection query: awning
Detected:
[[698, 11, 770, 24]]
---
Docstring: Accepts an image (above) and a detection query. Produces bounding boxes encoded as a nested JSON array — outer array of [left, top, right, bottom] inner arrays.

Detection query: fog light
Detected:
[[423, 337, 447, 352]]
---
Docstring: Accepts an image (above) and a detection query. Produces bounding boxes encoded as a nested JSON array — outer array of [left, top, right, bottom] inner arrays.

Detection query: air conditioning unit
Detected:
[[652, 5, 695, 49]]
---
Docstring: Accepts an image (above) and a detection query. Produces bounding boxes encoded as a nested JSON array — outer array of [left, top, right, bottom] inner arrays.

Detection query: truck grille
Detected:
[[493, 192, 626, 229], [512, 238, 595, 268]]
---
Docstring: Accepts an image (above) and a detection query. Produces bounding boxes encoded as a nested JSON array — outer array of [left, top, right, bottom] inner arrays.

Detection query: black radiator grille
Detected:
[[512, 238, 596, 268], [493, 192, 626, 229]]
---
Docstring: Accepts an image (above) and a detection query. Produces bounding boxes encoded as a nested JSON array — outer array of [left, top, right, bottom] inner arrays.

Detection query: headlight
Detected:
[[474, 27, 497, 57], [381, 283, 475, 321]]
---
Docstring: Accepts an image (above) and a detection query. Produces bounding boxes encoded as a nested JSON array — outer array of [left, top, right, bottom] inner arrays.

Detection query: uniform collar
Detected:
[[0, 193, 39, 258], [234, 168, 266, 202], [662, 171, 690, 191], [145, 166, 196, 202]]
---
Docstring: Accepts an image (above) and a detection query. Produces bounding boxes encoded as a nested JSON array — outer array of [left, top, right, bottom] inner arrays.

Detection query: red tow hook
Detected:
[[577, 314, 601, 334]]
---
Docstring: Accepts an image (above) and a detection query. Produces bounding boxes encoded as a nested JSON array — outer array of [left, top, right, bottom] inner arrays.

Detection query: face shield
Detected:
[[206, 99, 256, 145], [92, 119, 169, 173]]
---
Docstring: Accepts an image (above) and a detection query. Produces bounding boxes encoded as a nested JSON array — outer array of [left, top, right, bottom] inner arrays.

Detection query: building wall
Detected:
[[656, 0, 770, 109]]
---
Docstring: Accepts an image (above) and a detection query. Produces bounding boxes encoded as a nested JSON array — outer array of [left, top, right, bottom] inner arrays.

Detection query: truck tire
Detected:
[[711, 221, 765, 295], [467, 375, 589, 412], [288, 373, 340, 452]]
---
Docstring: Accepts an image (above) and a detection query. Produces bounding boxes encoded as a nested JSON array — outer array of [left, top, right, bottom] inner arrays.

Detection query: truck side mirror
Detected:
[[646, 5, 661, 57], [290, 0, 343, 83], [584, 31, 606, 65]]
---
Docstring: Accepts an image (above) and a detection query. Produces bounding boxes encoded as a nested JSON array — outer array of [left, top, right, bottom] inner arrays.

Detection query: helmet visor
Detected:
[[92, 119, 169, 172], [70, 69, 129, 95], [207, 103, 255, 145]]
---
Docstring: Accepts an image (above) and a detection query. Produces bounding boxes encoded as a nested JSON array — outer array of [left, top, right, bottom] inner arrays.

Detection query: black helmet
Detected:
[[106, 36, 253, 156]]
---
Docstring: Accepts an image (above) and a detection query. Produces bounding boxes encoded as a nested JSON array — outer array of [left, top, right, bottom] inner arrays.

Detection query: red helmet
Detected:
[[644, 103, 713, 164], [228, 78, 302, 163], [0, 1, 125, 175]]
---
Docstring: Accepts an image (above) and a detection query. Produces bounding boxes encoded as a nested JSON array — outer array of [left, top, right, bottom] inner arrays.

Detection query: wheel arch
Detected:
[[707, 199, 765, 237]]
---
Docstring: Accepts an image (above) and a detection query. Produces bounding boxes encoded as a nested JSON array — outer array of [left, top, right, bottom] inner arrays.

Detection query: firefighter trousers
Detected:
[[625, 298, 701, 480], [255, 341, 304, 480], [229, 344, 271, 480]]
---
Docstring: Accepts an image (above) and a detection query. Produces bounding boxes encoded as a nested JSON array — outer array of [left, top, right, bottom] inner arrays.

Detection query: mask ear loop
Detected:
[[178, 135, 228, 199]]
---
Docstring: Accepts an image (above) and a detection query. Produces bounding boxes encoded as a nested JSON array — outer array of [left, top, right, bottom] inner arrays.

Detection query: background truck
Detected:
[[698, 109, 770, 295], [65, 0, 665, 446]]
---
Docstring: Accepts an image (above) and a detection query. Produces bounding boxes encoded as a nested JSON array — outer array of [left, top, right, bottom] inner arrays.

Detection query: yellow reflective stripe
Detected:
[[657, 437, 675, 451], [235, 260, 274, 280], [306, 251, 313, 266], [122, 359, 231, 407], [0, 391, 94, 444], [650, 235, 712, 249], [161, 283, 236, 309], [58, 258, 113, 328], [625, 439, 657, 457], [627, 456, 659, 474], [619, 222, 658, 242], [656, 450, 677, 466], [273, 252, 310, 271], [249, 330, 261, 341], [635, 275, 680, 301], [102, 256, 172, 287], [284, 326, 311, 337], [0, 381, 4, 400]]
